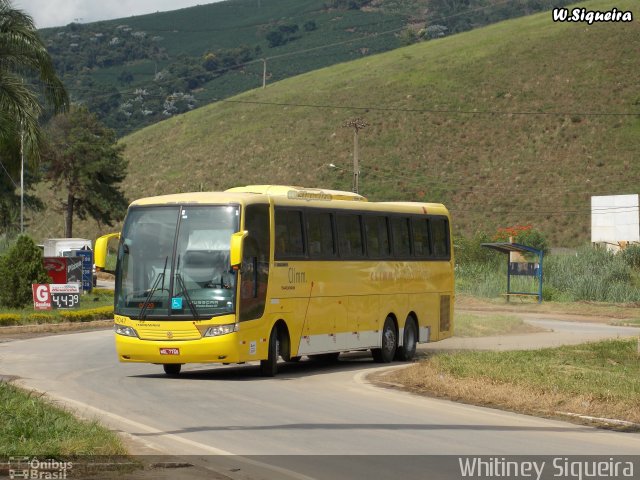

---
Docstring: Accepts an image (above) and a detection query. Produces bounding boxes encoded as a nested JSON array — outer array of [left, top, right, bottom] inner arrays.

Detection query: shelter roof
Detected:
[[481, 242, 543, 256]]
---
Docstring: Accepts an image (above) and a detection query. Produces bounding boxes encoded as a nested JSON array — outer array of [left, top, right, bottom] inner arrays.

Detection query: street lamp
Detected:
[[342, 118, 368, 194]]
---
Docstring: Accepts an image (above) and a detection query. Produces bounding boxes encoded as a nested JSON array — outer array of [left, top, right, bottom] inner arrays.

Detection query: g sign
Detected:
[[32, 284, 52, 310]]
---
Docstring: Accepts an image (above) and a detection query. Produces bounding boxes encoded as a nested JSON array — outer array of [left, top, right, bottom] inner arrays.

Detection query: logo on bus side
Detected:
[[288, 267, 306, 284]]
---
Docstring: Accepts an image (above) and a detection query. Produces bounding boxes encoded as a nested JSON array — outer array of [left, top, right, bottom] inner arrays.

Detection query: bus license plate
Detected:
[[160, 348, 180, 355]]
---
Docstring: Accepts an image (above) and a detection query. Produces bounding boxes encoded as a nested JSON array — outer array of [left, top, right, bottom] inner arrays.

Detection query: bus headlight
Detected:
[[203, 324, 238, 337], [114, 324, 139, 338]]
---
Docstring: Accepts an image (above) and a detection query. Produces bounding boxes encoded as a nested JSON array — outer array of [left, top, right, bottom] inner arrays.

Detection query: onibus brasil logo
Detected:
[[8, 457, 72, 479]]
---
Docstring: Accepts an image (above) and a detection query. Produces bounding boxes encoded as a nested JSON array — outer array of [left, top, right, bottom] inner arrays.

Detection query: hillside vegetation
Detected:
[[40, 0, 574, 136], [32, 0, 639, 246]]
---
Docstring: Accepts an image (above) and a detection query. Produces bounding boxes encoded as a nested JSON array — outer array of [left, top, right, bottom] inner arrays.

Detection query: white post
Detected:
[[20, 127, 24, 234]]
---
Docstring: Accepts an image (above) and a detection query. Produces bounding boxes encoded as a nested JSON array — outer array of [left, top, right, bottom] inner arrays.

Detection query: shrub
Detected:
[[0, 314, 21, 326], [60, 306, 113, 322], [621, 244, 640, 270], [455, 231, 501, 268], [303, 20, 317, 32], [0, 236, 50, 308]]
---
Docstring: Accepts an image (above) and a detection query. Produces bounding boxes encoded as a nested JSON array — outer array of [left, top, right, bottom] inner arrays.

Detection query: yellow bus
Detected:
[[98, 185, 454, 377]]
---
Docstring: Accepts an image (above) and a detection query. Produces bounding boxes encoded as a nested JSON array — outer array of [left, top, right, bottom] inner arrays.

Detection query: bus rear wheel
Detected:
[[372, 317, 397, 363], [396, 317, 417, 361], [260, 327, 280, 377], [163, 364, 181, 376]]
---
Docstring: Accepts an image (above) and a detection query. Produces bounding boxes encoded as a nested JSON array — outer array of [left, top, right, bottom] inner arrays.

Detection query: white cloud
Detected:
[[13, 0, 223, 29]]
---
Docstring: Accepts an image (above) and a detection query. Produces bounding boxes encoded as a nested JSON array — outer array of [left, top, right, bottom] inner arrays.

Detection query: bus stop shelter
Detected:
[[481, 242, 543, 303]]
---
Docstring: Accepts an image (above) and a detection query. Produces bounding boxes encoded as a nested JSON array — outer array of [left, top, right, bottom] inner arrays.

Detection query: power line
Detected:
[[219, 98, 640, 117], [327, 162, 639, 196]]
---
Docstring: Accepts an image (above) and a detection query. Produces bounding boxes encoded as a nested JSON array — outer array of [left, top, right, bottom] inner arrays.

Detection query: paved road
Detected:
[[96, 278, 115, 289], [1, 321, 639, 479], [426, 318, 640, 351]]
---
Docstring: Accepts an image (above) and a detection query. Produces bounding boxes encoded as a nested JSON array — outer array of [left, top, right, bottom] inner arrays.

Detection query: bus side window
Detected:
[[430, 217, 450, 259], [275, 209, 305, 259], [336, 213, 364, 259], [365, 216, 390, 258], [412, 218, 431, 257], [390, 217, 411, 258], [306, 211, 335, 258]]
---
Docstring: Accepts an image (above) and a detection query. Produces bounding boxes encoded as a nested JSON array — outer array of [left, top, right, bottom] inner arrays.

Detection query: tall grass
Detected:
[[455, 244, 640, 303], [0, 382, 125, 456], [544, 246, 640, 303]]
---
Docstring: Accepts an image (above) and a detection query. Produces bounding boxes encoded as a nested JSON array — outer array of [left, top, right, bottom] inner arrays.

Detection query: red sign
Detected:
[[32, 284, 52, 310], [43, 257, 67, 284]]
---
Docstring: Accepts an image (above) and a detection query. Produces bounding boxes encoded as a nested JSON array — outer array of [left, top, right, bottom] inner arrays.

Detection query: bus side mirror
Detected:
[[95, 232, 121, 274], [230, 231, 248, 270]]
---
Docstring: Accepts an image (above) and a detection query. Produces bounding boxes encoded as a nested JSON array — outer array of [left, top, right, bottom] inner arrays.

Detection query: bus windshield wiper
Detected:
[[174, 255, 200, 319], [139, 256, 168, 319]]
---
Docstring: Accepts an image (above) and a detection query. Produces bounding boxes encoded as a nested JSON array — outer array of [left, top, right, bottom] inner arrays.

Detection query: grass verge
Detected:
[[454, 312, 545, 337], [0, 382, 126, 456], [386, 339, 640, 430]]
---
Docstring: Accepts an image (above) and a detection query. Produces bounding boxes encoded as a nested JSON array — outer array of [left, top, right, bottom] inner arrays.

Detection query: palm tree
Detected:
[[0, 0, 68, 160], [0, 0, 67, 235]]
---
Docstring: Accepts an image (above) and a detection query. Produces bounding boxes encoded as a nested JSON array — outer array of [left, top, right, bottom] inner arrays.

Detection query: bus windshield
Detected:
[[115, 205, 239, 319]]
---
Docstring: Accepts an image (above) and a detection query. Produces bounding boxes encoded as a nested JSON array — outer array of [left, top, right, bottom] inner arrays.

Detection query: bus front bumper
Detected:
[[115, 333, 241, 364]]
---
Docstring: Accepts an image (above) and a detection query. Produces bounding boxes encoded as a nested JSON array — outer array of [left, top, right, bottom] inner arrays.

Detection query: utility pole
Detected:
[[261, 58, 267, 88], [20, 125, 24, 234], [342, 118, 369, 194]]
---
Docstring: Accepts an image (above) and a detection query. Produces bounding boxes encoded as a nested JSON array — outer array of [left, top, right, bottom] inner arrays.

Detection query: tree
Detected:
[[43, 107, 129, 237], [0, 234, 49, 308], [0, 131, 43, 239], [0, 0, 68, 160], [303, 20, 317, 32], [266, 30, 285, 48], [0, 0, 68, 235], [117, 70, 134, 85]]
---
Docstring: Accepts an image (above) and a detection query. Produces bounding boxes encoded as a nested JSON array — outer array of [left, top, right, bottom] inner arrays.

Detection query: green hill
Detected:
[[32, 0, 639, 247], [40, 0, 575, 136]]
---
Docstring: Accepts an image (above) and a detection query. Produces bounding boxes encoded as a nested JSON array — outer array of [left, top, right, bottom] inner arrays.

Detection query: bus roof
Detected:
[[226, 185, 367, 202], [129, 186, 449, 217], [129, 191, 267, 207]]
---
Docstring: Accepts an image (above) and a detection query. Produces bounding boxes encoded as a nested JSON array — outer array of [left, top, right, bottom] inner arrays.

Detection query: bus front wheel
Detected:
[[372, 317, 397, 363], [260, 327, 280, 377]]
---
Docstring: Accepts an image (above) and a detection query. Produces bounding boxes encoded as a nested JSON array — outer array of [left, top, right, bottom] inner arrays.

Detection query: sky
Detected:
[[14, 0, 225, 29]]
